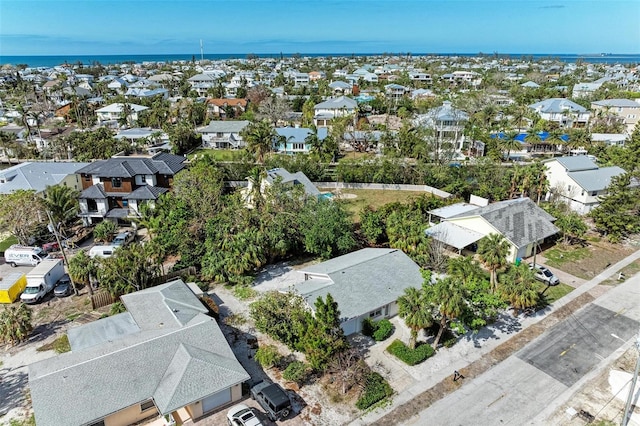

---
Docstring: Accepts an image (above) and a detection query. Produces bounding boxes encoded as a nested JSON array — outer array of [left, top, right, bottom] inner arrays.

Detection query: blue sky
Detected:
[[1, 0, 638, 56]]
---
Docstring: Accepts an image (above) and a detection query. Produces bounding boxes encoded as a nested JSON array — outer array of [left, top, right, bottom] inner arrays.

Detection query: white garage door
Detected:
[[202, 388, 231, 413]]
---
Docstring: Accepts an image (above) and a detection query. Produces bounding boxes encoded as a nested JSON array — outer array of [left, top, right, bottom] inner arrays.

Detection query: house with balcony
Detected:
[[414, 101, 469, 151], [95, 103, 149, 126], [528, 98, 590, 129], [205, 98, 248, 120], [591, 99, 640, 134], [77, 152, 186, 225], [274, 127, 328, 154], [329, 81, 352, 95], [197, 120, 250, 149], [384, 83, 410, 101], [313, 96, 358, 127], [544, 155, 626, 214], [188, 73, 221, 96], [29, 279, 250, 426]]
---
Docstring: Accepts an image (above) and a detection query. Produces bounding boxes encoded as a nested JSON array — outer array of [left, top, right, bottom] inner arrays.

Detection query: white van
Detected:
[[89, 244, 119, 259], [4, 245, 46, 267]]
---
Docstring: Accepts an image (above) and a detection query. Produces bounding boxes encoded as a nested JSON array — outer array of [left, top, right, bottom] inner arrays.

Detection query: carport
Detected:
[[425, 222, 485, 254]]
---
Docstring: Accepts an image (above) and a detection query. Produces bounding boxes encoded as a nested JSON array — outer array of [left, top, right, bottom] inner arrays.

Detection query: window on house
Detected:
[[591, 191, 597, 196], [293, 143, 304, 150], [111, 178, 122, 188], [140, 400, 155, 412], [123, 200, 128, 207], [84, 175, 91, 181], [141, 175, 146, 183], [216, 132, 223, 137], [88, 421, 105, 426], [369, 309, 382, 318]]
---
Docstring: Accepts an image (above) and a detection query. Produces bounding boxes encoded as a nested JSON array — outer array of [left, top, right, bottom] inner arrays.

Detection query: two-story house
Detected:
[[414, 101, 469, 151], [77, 152, 186, 225], [197, 120, 250, 149], [205, 98, 248, 120], [544, 155, 626, 214], [528, 98, 590, 129], [313, 96, 358, 127], [591, 99, 640, 134], [95, 103, 149, 126], [274, 127, 328, 154]]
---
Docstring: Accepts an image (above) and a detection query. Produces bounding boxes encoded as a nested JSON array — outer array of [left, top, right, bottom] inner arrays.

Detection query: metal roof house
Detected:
[[544, 155, 627, 214], [293, 248, 424, 335], [29, 280, 250, 426], [197, 120, 250, 149], [0, 161, 89, 195], [426, 198, 558, 262]]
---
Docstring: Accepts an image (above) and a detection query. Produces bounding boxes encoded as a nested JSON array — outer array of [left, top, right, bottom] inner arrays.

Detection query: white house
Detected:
[[95, 103, 148, 125], [414, 101, 469, 151], [293, 248, 424, 335], [544, 155, 626, 214], [528, 98, 590, 129], [591, 99, 640, 134], [313, 96, 358, 127], [197, 120, 250, 149]]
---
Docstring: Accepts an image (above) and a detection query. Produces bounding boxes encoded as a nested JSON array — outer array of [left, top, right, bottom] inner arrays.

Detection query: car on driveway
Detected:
[[227, 404, 263, 426], [251, 381, 292, 422], [529, 263, 560, 286], [54, 274, 73, 297]]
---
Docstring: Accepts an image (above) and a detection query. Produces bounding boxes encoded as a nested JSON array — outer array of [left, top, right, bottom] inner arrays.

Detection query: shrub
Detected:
[[109, 301, 126, 316], [372, 319, 394, 341], [233, 285, 257, 300], [361, 317, 375, 337], [386, 339, 434, 366], [355, 372, 393, 410], [282, 361, 308, 384], [254, 344, 282, 369]]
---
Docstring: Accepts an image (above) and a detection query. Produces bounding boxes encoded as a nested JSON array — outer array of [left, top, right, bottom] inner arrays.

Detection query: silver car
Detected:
[[529, 263, 560, 286]]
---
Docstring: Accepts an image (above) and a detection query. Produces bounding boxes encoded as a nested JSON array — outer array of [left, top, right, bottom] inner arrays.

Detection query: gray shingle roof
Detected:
[[529, 98, 587, 113], [197, 120, 250, 134], [265, 168, 320, 197], [79, 183, 107, 199], [314, 96, 358, 110], [29, 280, 249, 426], [592, 99, 640, 108], [77, 153, 185, 178], [125, 185, 168, 200], [294, 248, 423, 320], [448, 198, 558, 249], [568, 166, 625, 192]]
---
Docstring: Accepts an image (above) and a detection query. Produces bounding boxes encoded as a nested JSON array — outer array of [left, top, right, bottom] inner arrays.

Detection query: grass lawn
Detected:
[[189, 148, 247, 161], [0, 234, 18, 253], [338, 189, 433, 222], [543, 240, 637, 280], [600, 259, 640, 286], [537, 282, 574, 305]]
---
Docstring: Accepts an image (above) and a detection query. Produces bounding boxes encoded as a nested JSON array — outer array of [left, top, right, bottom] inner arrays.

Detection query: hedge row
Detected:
[[386, 339, 435, 366], [355, 372, 394, 410]]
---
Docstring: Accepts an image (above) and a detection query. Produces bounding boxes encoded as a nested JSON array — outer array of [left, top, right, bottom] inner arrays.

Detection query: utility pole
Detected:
[[46, 210, 78, 296], [621, 329, 640, 426]]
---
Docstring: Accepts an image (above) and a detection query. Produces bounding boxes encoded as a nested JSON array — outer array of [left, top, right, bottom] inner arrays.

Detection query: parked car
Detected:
[[250, 381, 292, 422], [112, 231, 135, 247], [529, 263, 560, 286], [54, 274, 73, 297], [227, 404, 263, 426]]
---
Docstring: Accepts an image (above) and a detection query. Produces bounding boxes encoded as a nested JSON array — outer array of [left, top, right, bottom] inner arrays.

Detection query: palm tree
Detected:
[[499, 130, 521, 161], [429, 276, 466, 349], [43, 185, 80, 237], [477, 233, 510, 293], [242, 120, 275, 164], [0, 303, 33, 345], [448, 256, 485, 286], [68, 251, 98, 295], [499, 264, 539, 316], [397, 287, 432, 349]]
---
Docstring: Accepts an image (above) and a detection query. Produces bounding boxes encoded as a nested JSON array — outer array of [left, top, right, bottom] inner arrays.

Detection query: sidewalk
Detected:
[[350, 248, 640, 426]]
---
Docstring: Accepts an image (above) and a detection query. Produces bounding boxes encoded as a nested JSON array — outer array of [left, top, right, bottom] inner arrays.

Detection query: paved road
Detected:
[[403, 273, 640, 426]]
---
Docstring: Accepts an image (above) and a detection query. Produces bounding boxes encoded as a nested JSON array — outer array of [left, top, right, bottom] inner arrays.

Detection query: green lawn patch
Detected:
[[544, 246, 590, 267], [387, 339, 435, 366], [537, 282, 574, 306], [339, 189, 433, 222], [189, 148, 247, 161], [0, 235, 18, 253], [37, 334, 70, 353], [600, 260, 640, 286]]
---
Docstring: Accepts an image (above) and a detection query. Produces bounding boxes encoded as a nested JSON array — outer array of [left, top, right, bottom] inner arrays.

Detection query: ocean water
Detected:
[[1, 53, 639, 68]]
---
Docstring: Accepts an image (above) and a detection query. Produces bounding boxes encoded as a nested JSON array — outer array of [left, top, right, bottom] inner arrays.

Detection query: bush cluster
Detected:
[[282, 360, 308, 384], [254, 344, 282, 369], [386, 339, 435, 366], [355, 372, 393, 410], [361, 318, 394, 342]]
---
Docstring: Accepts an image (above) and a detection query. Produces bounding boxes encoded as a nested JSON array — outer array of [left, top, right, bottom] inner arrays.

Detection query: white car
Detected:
[[227, 404, 264, 426]]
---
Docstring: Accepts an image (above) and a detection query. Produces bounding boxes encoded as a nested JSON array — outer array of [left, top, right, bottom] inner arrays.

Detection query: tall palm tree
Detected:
[[447, 256, 485, 286], [43, 185, 80, 237], [499, 130, 521, 161], [242, 120, 275, 164], [68, 251, 98, 295], [429, 276, 466, 349], [477, 233, 510, 293], [397, 287, 432, 349]]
